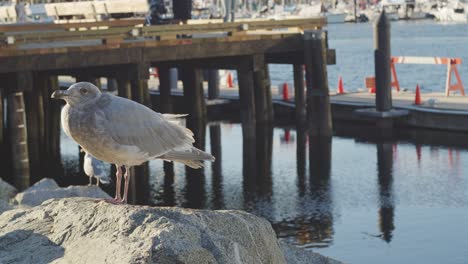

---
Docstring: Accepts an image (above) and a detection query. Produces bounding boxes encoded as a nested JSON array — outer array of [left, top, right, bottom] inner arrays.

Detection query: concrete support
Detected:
[[304, 30, 332, 137]]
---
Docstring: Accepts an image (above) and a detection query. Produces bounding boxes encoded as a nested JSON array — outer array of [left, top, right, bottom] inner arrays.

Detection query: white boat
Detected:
[[431, 1, 467, 22], [24, 0, 148, 23], [0, 3, 16, 23]]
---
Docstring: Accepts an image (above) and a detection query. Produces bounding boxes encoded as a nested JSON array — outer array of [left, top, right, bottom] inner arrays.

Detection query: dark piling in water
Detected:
[[374, 11, 392, 112]]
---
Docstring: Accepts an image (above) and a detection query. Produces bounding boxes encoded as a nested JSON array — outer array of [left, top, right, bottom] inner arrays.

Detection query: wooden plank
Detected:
[[0, 19, 145, 32]]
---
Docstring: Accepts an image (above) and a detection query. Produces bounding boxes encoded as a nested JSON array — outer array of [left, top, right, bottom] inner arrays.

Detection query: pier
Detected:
[[0, 17, 335, 190]]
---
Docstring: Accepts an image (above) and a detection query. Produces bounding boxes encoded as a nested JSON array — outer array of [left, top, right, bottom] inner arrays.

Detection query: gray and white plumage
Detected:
[[54, 82, 214, 168], [84, 151, 111, 185], [52, 82, 215, 203]]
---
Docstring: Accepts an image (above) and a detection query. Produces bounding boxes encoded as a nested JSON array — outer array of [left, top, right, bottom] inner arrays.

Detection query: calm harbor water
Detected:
[[54, 21, 468, 263], [270, 21, 468, 93], [60, 122, 468, 264]]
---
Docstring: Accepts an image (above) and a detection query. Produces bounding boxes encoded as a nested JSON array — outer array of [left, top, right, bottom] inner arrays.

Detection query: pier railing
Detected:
[[0, 17, 326, 47]]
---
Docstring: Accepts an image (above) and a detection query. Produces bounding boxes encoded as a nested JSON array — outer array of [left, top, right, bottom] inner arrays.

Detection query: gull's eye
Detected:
[[80, 88, 88, 95]]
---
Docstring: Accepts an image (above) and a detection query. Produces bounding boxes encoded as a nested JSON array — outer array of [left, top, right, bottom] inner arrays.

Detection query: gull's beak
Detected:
[[51, 90, 70, 99]]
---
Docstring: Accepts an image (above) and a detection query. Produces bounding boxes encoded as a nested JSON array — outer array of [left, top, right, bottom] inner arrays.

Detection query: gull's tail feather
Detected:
[[159, 146, 215, 169]]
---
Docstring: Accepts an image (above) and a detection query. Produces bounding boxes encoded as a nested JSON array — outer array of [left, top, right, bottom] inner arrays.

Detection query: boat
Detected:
[[431, 0, 467, 22]]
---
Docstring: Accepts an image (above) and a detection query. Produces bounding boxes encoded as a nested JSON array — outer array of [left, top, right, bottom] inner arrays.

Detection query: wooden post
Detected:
[[296, 125, 307, 196], [374, 11, 392, 112], [107, 78, 117, 92], [377, 142, 395, 243], [7, 89, 30, 190], [158, 66, 174, 172], [263, 64, 274, 122], [48, 76, 62, 163], [253, 54, 273, 124], [131, 63, 151, 107], [116, 76, 132, 99], [0, 88, 4, 153], [293, 64, 306, 124], [256, 124, 273, 197], [237, 60, 256, 139], [24, 72, 43, 183], [158, 66, 173, 113], [184, 113, 206, 209], [181, 67, 206, 121], [210, 124, 223, 209], [208, 70, 220, 100], [304, 30, 333, 137]]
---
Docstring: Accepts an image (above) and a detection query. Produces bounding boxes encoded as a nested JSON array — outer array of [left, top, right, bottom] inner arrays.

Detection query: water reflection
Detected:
[[210, 124, 223, 209], [308, 135, 334, 247], [377, 142, 395, 243], [27, 120, 468, 264], [183, 116, 206, 209]]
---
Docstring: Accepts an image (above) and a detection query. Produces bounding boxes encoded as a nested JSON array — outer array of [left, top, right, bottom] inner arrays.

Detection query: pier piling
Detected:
[[237, 60, 256, 139], [7, 90, 30, 190], [293, 64, 306, 124], [208, 70, 220, 100], [158, 66, 173, 113], [304, 30, 333, 137], [375, 11, 392, 112]]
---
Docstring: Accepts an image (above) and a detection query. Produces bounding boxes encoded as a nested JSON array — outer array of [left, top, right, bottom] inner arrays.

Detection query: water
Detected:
[[269, 21, 468, 93], [59, 122, 468, 264]]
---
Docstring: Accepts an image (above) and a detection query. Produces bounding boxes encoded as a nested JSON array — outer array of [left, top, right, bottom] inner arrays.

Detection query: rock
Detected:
[[0, 198, 287, 264], [0, 178, 17, 202], [24, 178, 59, 192], [280, 241, 343, 264], [0, 201, 12, 215], [13, 179, 110, 207]]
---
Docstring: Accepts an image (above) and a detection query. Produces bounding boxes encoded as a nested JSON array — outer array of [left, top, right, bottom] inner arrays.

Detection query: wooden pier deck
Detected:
[[0, 17, 335, 190]]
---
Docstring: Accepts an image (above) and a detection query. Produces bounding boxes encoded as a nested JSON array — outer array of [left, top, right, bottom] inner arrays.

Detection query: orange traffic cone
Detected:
[[282, 82, 289, 101], [414, 84, 421, 105], [227, 72, 233, 88], [337, 76, 344, 94]]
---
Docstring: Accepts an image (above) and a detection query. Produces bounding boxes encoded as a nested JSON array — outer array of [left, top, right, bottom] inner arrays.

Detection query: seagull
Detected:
[[52, 82, 215, 204], [82, 150, 111, 187]]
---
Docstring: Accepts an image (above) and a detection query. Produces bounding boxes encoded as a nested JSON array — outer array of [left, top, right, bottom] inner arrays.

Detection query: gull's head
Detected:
[[51, 82, 101, 106]]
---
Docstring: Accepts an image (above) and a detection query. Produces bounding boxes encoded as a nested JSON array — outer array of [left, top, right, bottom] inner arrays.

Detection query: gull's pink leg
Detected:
[[96, 178, 100, 187], [121, 166, 131, 204], [105, 164, 123, 204], [88, 176, 92, 186]]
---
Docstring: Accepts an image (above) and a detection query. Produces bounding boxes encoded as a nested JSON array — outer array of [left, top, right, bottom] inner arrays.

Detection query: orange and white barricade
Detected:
[[391, 56, 465, 96]]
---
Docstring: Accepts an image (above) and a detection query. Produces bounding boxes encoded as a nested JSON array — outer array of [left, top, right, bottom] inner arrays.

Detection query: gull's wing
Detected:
[[95, 94, 194, 158]]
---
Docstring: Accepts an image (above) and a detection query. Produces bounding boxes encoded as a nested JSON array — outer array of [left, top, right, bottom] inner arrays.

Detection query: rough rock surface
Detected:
[[0, 178, 17, 202], [280, 241, 343, 264], [0, 198, 287, 264], [0, 201, 12, 215], [13, 178, 110, 207]]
